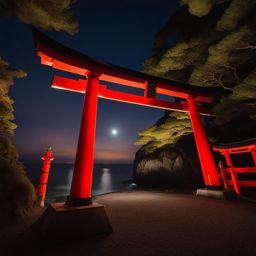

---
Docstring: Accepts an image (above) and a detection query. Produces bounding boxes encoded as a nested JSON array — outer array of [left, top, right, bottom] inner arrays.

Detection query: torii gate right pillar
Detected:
[[187, 96, 221, 188]]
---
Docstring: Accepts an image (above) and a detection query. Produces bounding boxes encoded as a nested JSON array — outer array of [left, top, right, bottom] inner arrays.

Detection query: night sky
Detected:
[[0, 0, 179, 163]]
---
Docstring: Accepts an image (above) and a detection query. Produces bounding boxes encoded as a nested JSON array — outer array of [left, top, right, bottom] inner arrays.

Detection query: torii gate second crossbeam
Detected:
[[33, 29, 224, 206]]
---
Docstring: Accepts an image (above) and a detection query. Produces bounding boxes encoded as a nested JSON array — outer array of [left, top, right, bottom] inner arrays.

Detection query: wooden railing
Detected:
[[213, 140, 256, 196]]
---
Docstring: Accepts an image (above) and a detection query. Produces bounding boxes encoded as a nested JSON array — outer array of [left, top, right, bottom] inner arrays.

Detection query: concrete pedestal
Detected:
[[41, 202, 112, 241], [196, 188, 239, 200]]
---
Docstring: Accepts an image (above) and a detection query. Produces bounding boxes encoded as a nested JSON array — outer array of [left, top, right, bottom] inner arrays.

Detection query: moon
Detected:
[[111, 129, 118, 136]]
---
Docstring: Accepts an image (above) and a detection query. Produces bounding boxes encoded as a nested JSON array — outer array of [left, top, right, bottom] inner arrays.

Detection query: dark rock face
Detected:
[[133, 134, 204, 189]]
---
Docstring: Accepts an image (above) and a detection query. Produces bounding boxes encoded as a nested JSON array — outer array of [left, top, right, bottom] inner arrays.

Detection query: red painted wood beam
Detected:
[[227, 180, 256, 187], [229, 165, 241, 195], [156, 83, 213, 103], [51, 75, 87, 93], [37, 47, 216, 103], [99, 86, 186, 112], [224, 167, 256, 173], [187, 96, 221, 187], [51, 75, 212, 115], [252, 150, 256, 166], [67, 72, 100, 205], [218, 161, 229, 189], [100, 74, 145, 89], [213, 145, 256, 154]]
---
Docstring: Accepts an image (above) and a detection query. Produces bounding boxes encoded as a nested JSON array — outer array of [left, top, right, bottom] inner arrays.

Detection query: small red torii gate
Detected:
[[33, 29, 224, 206], [214, 140, 256, 196]]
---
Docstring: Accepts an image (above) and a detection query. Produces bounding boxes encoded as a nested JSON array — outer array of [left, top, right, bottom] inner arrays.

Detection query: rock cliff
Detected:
[[133, 133, 204, 189]]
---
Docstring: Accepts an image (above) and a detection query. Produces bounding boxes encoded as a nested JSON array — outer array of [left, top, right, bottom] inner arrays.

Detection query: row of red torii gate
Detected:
[[33, 29, 241, 206]]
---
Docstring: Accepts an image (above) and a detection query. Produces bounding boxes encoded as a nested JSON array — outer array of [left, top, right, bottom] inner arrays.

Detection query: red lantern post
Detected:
[[37, 147, 54, 207]]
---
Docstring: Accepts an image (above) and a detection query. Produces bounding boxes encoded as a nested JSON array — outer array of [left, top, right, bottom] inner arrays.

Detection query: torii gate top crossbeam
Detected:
[[32, 28, 224, 107]]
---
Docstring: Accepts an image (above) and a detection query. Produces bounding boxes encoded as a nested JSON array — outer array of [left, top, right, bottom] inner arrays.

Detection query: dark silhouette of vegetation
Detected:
[[0, 0, 78, 34], [0, 0, 78, 223], [136, 0, 256, 152]]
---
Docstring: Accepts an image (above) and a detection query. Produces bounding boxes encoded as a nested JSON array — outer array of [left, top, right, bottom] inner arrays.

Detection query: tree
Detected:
[[136, 0, 256, 150], [0, 0, 78, 223], [135, 111, 192, 154], [0, 0, 78, 34]]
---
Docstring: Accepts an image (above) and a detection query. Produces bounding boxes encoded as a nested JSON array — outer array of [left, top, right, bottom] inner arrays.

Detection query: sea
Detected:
[[24, 163, 135, 202]]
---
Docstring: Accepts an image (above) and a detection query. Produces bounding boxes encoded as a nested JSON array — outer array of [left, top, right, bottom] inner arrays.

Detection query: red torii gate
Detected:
[[214, 139, 256, 196], [33, 29, 224, 206]]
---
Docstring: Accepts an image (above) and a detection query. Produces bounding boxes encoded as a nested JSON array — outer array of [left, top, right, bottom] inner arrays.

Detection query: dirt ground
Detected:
[[2, 190, 256, 256]]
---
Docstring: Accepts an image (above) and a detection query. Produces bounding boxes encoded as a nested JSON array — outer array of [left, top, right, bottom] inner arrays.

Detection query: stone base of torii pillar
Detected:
[[40, 202, 112, 241], [196, 188, 240, 201]]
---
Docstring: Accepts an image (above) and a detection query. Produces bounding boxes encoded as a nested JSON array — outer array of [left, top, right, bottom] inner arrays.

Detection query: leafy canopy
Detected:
[[136, 0, 256, 149], [0, 0, 78, 34]]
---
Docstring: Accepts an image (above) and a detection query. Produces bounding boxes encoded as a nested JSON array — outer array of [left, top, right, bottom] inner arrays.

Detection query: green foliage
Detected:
[[180, 0, 230, 17], [213, 68, 256, 125], [0, 58, 26, 89], [216, 0, 256, 31], [139, 0, 256, 149], [135, 112, 192, 154], [144, 37, 211, 82], [0, 0, 78, 223], [0, 59, 36, 222], [231, 68, 256, 101], [0, 0, 78, 34], [0, 58, 26, 138], [180, 0, 214, 17], [0, 156, 36, 224], [190, 25, 256, 89]]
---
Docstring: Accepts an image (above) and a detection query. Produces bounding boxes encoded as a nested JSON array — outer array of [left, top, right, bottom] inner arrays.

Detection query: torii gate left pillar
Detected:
[[66, 72, 99, 206], [40, 71, 112, 240]]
